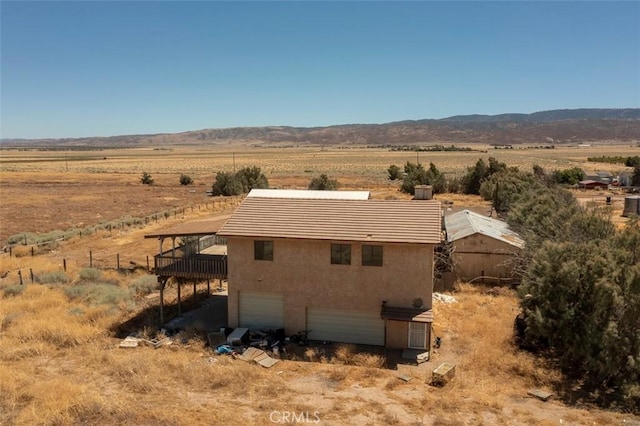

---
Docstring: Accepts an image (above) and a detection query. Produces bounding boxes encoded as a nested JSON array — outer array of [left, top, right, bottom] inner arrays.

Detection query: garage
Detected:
[[239, 292, 284, 330], [307, 308, 385, 346]]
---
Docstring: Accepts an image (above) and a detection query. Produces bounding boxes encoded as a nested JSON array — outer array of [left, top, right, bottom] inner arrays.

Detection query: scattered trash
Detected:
[[397, 374, 412, 382], [119, 336, 140, 348], [143, 337, 172, 349], [432, 362, 456, 386], [215, 344, 235, 355], [226, 327, 249, 346], [434, 336, 442, 348], [237, 346, 280, 368], [416, 351, 430, 364], [207, 331, 226, 348], [402, 349, 430, 363], [528, 388, 553, 402], [433, 293, 457, 304], [206, 357, 219, 364]]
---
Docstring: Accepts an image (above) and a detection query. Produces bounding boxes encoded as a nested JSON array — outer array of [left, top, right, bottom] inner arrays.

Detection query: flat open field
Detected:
[[1, 143, 639, 424], [1, 143, 638, 244]]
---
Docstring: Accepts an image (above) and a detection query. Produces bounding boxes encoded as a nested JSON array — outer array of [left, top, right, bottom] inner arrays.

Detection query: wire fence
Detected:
[[2, 195, 243, 256]]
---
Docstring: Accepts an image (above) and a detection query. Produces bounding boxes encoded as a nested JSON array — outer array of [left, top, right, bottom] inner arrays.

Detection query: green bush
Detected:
[[78, 268, 102, 281], [140, 171, 154, 185], [308, 174, 339, 190], [3, 285, 25, 297], [129, 275, 158, 295], [64, 283, 132, 306], [37, 271, 70, 284], [179, 174, 194, 185], [212, 166, 269, 196]]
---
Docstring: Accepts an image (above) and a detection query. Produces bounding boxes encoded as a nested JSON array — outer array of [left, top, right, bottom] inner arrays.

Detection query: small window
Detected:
[[362, 245, 383, 266], [254, 240, 273, 261], [331, 244, 351, 265]]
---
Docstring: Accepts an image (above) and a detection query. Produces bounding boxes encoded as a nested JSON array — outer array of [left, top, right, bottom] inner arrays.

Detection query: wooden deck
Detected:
[[154, 253, 227, 280]]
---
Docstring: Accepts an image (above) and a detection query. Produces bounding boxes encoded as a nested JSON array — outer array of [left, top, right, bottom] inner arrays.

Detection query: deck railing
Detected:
[[154, 254, 227, 280]]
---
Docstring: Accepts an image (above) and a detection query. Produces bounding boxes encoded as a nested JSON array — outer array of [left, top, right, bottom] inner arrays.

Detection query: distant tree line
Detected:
[[587, 155, 640, 167], [388, 144, 476, 152]]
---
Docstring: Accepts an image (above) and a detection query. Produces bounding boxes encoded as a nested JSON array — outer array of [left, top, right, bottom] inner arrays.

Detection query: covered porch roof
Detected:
[[144, 216, 230, 239], [380, 304, 434, 323]]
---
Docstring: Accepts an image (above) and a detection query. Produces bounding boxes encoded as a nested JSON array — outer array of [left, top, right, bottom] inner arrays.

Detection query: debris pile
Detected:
[[433, 293, 457, 304]]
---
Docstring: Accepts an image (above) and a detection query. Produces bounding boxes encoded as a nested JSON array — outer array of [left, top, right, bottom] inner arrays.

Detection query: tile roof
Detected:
[[217, 198, 442, 244], [445, 209, 525, 248]]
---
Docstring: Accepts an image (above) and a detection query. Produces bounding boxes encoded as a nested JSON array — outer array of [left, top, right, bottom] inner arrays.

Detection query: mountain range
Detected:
[[2, 108, 639, 147]]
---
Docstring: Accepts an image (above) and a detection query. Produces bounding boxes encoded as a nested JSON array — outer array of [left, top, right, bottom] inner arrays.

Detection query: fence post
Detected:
[[146, 255, 150, 271], [31, 247, 34, 257], [30, 268, 34, 283], [117, 253, 120, 270], [90, 251, 93, 268], [18, 270, 23, 285], [63, 259, 67, 272], [9, 246, 12, 257], [23, 235, 27, 245]]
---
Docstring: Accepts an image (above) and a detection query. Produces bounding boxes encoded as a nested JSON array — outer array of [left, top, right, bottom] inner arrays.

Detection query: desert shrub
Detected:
[[308, 174, 339, 190], [140, 171, 154, 185], [387, 164, 401, 181], [3, 285, 25, 297], [212, 166, 269, 196], [236, 166, 269, 192], [129, 275, 158, 295], [212, 172, 242, 196], [37, 271, 70, 284], [550, 167, 585, 185], [78, 268, 102, 281], [64, 283, 132, 307], [179, 174, 194, 185], [10, 246, 32, 258]]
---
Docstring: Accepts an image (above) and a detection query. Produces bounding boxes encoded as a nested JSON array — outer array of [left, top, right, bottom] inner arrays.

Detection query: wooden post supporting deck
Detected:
[[177, 281, 182, 315], [159, 278, 167, 325]]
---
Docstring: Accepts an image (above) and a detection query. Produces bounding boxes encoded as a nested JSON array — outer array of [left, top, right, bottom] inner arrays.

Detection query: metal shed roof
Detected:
[[144, 216, 230, 239], [445, 210, 525, 248], [247, 189, 370, 200], [218, 198, 442, 244]]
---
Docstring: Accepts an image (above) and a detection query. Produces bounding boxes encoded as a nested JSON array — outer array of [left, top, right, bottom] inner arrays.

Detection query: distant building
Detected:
[[618, 171, 634, 187], [578, 180, 609, 190], [583, 170, 613, 183]]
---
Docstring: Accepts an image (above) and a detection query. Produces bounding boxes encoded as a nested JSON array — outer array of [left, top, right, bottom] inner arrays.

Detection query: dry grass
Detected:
[[1, 144, 638, 424]]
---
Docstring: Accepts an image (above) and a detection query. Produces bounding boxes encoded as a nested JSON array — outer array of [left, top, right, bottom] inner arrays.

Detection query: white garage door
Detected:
[[307, 309, 384, 346], [239, 292, 284, 330]]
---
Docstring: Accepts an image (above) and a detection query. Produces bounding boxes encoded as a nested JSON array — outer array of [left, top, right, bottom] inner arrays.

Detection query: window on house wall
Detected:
[[362, 244, 383, 266], [331, 243, 351, 265], [254, 240, 274, 261]]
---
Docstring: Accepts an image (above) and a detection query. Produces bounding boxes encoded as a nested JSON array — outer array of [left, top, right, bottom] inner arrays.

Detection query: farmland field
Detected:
[[1, 142, 639, 424], [1, 142, 638, 244]]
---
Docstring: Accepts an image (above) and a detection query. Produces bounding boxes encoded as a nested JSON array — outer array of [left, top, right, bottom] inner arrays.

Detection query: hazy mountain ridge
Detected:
[[2, 108, 639, 147]]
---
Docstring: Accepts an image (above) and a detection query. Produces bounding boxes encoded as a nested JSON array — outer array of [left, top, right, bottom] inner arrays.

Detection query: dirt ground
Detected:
[[0, 145, 638, 424]]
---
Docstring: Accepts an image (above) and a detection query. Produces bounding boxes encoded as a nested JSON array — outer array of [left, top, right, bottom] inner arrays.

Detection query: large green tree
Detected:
[[399, 162, 446, 195], [211, 166, 268, 196]]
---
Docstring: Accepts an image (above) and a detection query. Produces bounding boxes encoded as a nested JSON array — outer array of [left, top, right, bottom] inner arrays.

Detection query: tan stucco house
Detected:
[[217, 195, 442, 350]]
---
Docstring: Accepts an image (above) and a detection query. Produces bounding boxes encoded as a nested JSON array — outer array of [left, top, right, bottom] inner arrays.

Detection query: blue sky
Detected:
[[1, 1, 639, 139]]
